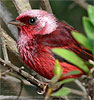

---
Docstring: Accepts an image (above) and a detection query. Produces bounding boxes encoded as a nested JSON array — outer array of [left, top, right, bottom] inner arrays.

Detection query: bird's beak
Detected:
[[9, 20, 25, 26]]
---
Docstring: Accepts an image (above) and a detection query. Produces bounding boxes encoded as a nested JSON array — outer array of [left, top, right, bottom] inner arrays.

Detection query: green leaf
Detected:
[[51, 87, 71, 97], [51, 76, 58, 83], [88, 5, 94, 25], [53, 60, 63, 78], [64, 70, 81, 77], [72, 31, 93, 51], [83, 17, 94, 40], [52, 48, 89, 73], [57, 78, 75, 86]]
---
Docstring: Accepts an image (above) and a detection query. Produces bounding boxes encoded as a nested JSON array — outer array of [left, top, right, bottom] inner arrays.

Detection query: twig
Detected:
[[1, 71, 24, 100], [70, 88, 86, 96], [64, 96, 70, 100], [89, 60, 94, 66], [40, 0, 52, 13], [72, 0, 89, 10], [0, 26, 9, 62], [74, 79, 90, 100], [0, 26, 21, 60], [0, 57, 46, 90], [45, 88, 53, 100], [17, 80, 23, 100], [1, 74, 33, 87], [0, 95, 32, 100], [74, 79, 92, 100], [1, 36, 9, 62], [7, 72, 24, 100], [74, 79, 87, 94], [1, 70, 11, 77], [12, 0, 31, 14], [0, 0, 18, 40]]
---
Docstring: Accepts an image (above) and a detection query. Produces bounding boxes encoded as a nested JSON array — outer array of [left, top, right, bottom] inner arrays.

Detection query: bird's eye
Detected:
[[28, 17, 37, 25]]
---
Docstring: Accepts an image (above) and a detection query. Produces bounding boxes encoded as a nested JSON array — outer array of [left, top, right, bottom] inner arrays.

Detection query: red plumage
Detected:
[[10, 10, 93, 80]]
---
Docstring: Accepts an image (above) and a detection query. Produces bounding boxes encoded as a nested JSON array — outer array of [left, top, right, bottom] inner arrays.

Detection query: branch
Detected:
[[72, 0, 89, 10], [74, 79, 90, 100], [74, 79, 87, 94], [40, 0, 52, 13], [0, 57, 46, 90], [0, 95, 33, 100], [1, 74, 33, 87], [0, 0, 18, 40], [70, 88, 87, 97], [0, 26, 19, 57], [0, 26, 9, 62], [12, 0, 31, 14]]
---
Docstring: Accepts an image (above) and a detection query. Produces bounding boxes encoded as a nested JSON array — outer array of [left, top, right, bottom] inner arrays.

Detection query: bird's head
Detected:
[[9, 10, 58, 36]]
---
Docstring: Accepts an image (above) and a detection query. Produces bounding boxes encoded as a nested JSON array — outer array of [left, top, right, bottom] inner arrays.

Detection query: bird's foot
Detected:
[[37, 82, 48, 94]]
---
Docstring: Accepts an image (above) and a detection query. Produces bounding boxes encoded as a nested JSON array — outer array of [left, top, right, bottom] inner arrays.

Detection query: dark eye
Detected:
[[28, 17, 37, 25]]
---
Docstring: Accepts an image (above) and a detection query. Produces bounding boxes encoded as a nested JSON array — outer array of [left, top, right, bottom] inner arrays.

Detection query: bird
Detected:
[[9, 10, 93, 80]]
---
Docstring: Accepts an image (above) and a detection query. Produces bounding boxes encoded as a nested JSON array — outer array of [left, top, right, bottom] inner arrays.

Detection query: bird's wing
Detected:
[[42, 21, 78, 48], [41, 21, 93, 61]]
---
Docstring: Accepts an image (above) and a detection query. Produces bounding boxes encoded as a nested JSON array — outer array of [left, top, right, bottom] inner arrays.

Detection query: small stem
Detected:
[[7, 72, 24, 100], [1, 70, 11, 77], [74, 79, 91, 100], [74, 79, 87, 94], [70, 88, 86, 96], [45, 88, 53, 100], [64, 96, 70, 100]]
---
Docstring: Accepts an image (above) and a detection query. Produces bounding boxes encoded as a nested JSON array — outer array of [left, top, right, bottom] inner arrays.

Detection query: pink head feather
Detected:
[[16, 10, 58, 35]]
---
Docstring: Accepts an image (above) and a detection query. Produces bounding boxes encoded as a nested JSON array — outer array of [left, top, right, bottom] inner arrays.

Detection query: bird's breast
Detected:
[[17, 36, 55, 79]]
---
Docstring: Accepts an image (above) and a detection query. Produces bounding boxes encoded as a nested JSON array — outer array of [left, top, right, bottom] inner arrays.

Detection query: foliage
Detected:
[[52, 48, 89, 73], [51, 87, 71, 97], [53, 60, 63, 78], [46, 5, 94, 99], [72, 31, 93, 51]]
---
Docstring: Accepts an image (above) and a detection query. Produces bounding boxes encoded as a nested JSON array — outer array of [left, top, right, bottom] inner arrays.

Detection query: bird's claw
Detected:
[[37, 82, 48, 94]]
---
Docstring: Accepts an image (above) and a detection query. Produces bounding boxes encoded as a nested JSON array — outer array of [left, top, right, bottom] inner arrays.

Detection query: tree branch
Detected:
[[12, 0, 31, 14], [0, 95, 33, 100], [40, 0, 52, 13], [72, 0, 89, 10], [0, 0, 18, 40], [0, 57, 46, 90], [0, 26, 19, 57], [0, 26, 9, 62]]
